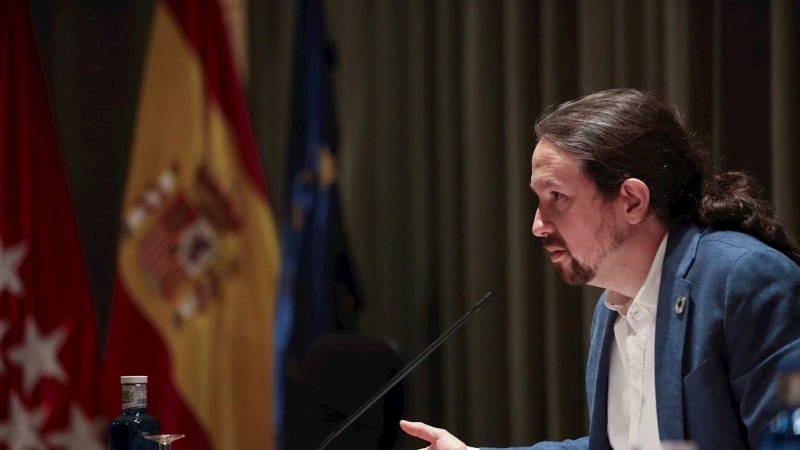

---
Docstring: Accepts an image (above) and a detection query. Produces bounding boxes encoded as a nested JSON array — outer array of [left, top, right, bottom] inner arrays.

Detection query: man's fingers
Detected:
[[400, 420, 445, 442]]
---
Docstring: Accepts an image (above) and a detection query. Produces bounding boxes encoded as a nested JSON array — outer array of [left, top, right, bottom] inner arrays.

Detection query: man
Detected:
[[401, 89, 800, 449]]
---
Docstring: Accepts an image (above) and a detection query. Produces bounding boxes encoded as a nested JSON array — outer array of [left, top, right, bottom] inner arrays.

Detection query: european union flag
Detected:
[[274, 0, 363, 445]]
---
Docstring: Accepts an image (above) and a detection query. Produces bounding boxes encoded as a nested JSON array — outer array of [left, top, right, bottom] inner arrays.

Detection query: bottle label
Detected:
[[122, 383, 147, 411]]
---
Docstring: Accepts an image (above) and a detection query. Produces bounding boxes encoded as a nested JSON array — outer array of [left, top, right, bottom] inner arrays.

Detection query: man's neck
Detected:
[[594, 219, 668, 302]]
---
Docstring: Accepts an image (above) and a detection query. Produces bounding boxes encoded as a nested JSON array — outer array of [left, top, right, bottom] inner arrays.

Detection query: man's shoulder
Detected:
[[699, 228, 771, 252], [693, 227, 797, 271]]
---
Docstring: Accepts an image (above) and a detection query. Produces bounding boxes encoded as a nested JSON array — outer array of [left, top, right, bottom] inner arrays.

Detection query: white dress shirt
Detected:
[[605, 233, 668, 450]]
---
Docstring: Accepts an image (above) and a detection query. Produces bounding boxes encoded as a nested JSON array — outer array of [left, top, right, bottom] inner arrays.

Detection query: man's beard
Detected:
[[558, 254, 597, 286], [544, 228, 628, 286]]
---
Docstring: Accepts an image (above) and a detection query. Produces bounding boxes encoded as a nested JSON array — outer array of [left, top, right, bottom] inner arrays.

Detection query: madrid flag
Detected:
[[100, 0, 281, 449], [0, 1, 105, 450]]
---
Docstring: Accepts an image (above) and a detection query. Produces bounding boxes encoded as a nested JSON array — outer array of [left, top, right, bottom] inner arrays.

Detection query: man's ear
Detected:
[[618, 178, 651, 225]]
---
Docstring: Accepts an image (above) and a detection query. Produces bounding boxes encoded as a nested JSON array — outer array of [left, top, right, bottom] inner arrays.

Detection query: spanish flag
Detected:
[[100, 1, 280, 449]]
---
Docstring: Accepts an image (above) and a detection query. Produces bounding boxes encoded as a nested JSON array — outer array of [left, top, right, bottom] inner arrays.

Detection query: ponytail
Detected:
[[699, 171, 800, 264]]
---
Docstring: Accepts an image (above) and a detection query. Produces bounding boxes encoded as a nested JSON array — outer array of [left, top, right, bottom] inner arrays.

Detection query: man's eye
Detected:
[[552, 192, 563, 201]]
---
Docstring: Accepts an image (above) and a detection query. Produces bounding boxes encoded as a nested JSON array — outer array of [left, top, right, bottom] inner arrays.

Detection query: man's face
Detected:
[[530, 139, 627, 286]]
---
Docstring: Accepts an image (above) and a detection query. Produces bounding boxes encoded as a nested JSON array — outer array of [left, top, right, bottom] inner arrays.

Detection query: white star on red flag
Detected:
[[0, 394, 48, 450], [1, 2, 109, 450], [0, 318, 9, 374], [46, 403, 105, 450], [6, 316, 69, 395], [0, 238, 27, 298]]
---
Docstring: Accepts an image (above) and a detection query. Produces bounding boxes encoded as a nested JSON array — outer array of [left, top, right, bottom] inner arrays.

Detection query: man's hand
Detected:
[[400, 420, 469, 450]]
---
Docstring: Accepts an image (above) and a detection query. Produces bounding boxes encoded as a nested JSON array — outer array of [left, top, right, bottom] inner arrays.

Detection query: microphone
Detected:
[[316, 291, 495, 450]]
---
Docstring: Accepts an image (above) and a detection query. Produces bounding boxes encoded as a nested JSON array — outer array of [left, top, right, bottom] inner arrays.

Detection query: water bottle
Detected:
[[109, 376, 161, 450], [761, 353, 800, 449]]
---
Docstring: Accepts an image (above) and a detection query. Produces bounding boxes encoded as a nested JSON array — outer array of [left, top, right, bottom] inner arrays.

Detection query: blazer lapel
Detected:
[[588, 305, 616, 450], [654, 224, 701, 441]]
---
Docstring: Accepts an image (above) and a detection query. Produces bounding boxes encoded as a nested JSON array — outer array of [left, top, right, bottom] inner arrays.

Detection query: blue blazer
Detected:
[[487, 224, 800, 450]]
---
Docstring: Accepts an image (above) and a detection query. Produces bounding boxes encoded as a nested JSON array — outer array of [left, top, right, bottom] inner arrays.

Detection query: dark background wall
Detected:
[[29, 0, 156, 349]]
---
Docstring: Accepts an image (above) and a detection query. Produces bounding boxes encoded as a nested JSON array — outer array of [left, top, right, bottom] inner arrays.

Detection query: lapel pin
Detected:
[[675, 295, 686, 315]]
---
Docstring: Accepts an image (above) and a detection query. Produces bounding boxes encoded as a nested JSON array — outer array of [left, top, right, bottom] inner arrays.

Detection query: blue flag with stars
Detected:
[[274, 0, 363, 444]]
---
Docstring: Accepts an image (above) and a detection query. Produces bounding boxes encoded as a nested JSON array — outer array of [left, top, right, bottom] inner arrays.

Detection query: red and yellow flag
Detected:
[[100, 0, 280, 449]]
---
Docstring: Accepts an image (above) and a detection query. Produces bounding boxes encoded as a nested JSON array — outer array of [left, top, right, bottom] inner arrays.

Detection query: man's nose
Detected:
[[532, 208, 552, 238]]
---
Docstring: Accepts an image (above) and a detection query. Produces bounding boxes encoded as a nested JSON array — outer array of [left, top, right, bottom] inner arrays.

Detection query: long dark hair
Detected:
[[535, 88, 800, 264]]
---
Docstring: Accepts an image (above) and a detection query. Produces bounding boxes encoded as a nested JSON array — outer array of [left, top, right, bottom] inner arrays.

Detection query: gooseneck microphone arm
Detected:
[[316, 291, 495, 450]]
